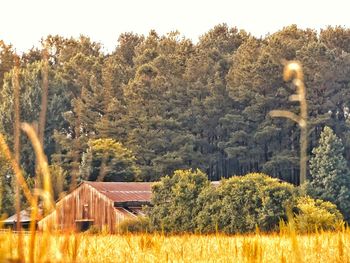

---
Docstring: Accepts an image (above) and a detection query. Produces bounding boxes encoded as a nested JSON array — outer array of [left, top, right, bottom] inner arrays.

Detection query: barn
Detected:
[[38, 181, 153, 233]]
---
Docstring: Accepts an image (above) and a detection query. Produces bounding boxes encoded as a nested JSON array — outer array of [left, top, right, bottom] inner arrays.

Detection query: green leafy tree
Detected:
[[309, 126, 350, 221], [80, 138, 140, 182], [148, 169, 209, 233]]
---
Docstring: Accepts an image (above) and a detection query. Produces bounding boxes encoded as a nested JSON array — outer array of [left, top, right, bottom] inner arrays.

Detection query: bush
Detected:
[[148, 169, 209, 233], [294, 196, 344, 233], [196, 173, 296, 233], [148, 171, 343, 234], [86, 225, 101, 234], [117, 216, 151, 233], [196, 185, 222, 233]]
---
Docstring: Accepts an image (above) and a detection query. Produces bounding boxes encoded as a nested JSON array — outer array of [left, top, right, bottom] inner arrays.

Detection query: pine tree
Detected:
[[309, 126, 350, 221]]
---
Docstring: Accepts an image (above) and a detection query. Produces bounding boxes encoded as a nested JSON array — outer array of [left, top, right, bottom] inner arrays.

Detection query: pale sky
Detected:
[[1, 0, 350, 53]]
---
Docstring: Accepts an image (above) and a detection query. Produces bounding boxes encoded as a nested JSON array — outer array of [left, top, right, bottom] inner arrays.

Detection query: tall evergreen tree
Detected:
[[309, 126, 350, 221], [185, 24, 248, 180]]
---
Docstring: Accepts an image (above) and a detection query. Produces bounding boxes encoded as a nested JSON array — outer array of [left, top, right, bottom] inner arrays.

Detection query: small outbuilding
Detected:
[[38, 181, 153, 233], [2, 209, 40, 230]]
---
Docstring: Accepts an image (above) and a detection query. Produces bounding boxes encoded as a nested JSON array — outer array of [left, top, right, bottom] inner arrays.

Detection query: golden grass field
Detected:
[[0, 229, 349, 263]]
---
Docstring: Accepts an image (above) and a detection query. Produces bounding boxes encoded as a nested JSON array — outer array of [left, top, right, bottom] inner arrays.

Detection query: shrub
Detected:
[[117, 216, 151, 233], [86, 225, 101, 234], [149, 171, 343, 234], [196, 173, 296, 233], [294, 196, 344, 233]]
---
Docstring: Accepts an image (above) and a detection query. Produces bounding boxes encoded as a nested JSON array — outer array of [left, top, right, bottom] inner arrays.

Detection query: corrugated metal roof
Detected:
[[85, 181, 153, 203]]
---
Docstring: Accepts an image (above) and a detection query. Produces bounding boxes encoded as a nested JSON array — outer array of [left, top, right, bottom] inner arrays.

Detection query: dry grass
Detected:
[[0, 229, 349, 263]]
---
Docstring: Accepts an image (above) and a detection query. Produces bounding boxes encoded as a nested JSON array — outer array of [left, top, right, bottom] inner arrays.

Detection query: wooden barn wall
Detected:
[[38, 183, 117, 233]]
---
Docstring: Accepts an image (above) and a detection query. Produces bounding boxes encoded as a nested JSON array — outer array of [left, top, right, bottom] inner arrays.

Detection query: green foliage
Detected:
[[148, 171, 342, 234], [0, 148, 33, 217], [80, 138, 140, 182], [309, 126, 350, 222], [0, 147, 14, 216], [197, 173, 295, 233], [0, 172, 14, 217], [0, 59, 71, 174], [294, 196, 344, 233], [148, 169, 209, 233], [117, 216, 151, 233], [148, 171, 296, 234]]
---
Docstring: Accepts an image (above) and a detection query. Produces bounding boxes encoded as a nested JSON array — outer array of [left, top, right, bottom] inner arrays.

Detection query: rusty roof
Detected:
[[85, 181, 153, 203]]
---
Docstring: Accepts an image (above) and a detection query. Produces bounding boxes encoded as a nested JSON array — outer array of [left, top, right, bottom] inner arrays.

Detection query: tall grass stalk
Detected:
[[38, 47, 49, 147], [270, 61, 308, 185], [12, 54, 24, 262]]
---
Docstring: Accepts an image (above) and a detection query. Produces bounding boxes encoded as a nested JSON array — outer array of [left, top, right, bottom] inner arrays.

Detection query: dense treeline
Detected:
[[1, 24, 350, 202]]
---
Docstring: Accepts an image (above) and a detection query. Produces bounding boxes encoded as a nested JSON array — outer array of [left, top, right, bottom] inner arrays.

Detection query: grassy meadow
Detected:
[[0, 229, 349, 263]]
